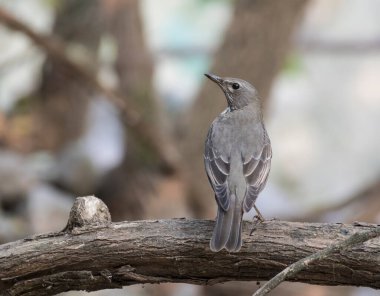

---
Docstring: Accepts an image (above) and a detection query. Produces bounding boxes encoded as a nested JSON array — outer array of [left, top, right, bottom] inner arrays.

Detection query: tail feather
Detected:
[[225, 198, 243, 251], [210, 193, 243, 252]]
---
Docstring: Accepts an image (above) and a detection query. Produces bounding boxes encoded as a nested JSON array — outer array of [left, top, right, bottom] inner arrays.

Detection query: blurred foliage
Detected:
[[42, 0, 62, 9], [282, 53, 304, 76]]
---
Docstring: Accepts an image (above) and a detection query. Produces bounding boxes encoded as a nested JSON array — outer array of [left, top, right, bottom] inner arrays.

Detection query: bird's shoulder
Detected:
[[207, 107, 268, 159]]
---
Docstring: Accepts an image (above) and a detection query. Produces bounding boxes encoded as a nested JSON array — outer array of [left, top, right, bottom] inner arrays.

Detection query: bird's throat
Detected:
[[225, 93, 237, 111]]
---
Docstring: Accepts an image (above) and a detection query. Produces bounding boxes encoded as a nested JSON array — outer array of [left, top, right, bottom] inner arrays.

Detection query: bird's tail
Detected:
[[210, 192, 243, 252]]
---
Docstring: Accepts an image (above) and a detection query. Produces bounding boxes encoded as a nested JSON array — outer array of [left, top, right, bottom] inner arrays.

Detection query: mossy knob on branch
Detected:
[[65, 196, 111, 231]]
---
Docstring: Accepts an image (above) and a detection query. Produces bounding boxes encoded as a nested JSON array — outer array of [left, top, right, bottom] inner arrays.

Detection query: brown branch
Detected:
[[252, 224, 380, 296], [0, 7, 180, 174], [297, 38, 380, 54], [1, 196, 380, 296], [295, 177, 380, 222]]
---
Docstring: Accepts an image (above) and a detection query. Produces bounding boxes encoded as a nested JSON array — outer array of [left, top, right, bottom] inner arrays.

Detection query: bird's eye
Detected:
[[232, 83, 240, 90]]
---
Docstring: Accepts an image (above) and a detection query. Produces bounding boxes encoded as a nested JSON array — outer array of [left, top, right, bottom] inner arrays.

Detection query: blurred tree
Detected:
[[29, 0, 163, 220], [35, 0, 105, 150], [182, 0, 310, 217], [95, 0, 166, 220]]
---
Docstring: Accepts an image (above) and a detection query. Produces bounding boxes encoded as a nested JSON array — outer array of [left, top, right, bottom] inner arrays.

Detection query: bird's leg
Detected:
[[250, 204, 265, 236], [253, 204, 265, 222]]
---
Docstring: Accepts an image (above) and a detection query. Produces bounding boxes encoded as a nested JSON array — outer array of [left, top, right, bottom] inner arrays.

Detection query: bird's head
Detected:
[[205, 73, 259, 111]]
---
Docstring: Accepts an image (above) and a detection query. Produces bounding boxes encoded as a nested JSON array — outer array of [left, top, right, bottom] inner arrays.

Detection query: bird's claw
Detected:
[[249, 215, 265, 235]]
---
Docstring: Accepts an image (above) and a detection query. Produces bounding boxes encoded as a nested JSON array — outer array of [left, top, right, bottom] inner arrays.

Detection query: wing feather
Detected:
[[204, 127, 231, 211], [242, 131, 272, 212]]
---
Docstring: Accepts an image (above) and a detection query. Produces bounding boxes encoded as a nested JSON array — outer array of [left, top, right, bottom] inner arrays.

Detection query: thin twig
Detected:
[[252, 225, 380, 296], [0, 7, 180, 173]]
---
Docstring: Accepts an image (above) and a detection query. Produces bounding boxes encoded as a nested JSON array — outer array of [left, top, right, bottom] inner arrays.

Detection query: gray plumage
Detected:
[[204, 74, 272, 252]]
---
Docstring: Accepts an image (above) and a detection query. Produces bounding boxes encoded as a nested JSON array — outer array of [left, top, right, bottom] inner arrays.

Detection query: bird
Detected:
[[204, 73, 272, 252]]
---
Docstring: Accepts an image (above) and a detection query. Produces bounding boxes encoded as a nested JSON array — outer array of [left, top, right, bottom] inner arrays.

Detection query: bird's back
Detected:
[[210, 105, 265, 201]]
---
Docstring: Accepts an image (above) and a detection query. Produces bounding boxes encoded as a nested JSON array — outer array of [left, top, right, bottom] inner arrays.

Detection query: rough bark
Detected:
[[181, 0, 310, 217], [1, 217, 379, 295]]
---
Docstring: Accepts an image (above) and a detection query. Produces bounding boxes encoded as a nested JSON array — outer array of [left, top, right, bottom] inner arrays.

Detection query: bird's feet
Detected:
[[249, 215, 265, 236], [249, 204, 266, 235], [253, 204, 265, 222]]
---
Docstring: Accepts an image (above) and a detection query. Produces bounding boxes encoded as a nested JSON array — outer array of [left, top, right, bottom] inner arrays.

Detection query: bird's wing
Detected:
[[204, 127, 231, 211], [242, 131, 272, 212]]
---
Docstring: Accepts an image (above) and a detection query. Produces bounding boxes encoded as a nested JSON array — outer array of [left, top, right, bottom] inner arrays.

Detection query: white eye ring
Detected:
[[232, 83, 240, 90]]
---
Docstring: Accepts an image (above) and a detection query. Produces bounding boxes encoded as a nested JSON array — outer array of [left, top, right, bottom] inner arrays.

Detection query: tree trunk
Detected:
[[96, 0, 164, 220], [35, 0, 105, 150]]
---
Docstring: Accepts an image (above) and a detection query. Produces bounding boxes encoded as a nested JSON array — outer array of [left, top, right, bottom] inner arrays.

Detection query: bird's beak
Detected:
[[205, 73, 223, 85]]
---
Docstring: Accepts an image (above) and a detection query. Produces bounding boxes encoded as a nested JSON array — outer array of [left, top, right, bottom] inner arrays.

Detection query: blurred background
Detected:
[[0, 0, 379, 295]]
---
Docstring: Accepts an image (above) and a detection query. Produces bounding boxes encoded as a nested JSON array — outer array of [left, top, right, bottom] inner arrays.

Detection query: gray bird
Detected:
[[204, 73, 272, 252]]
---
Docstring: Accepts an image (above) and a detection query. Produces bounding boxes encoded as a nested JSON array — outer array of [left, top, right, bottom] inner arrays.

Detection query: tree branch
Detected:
[[295, 177, 380, 222], [297, 38, 380, 54], [0, 7, 180, 174], [1, 196, 380, 296], [253, 224, 380, 296]]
